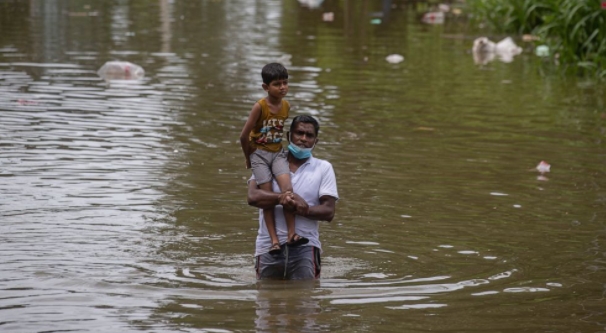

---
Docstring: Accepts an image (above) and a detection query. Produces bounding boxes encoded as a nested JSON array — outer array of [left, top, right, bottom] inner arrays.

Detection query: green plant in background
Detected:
[[469, 0, 553, 34], [468, 0, 606, 78]]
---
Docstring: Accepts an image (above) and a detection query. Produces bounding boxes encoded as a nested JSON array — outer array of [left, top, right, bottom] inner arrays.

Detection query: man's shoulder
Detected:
[[309, 156, 334, 170]]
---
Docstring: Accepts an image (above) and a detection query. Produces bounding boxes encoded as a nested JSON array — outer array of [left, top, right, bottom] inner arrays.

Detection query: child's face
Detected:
[[264, 78, 288, 99]]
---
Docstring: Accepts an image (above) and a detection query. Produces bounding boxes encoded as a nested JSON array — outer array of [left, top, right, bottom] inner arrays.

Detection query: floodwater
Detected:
[[1, 0, 605, 332]]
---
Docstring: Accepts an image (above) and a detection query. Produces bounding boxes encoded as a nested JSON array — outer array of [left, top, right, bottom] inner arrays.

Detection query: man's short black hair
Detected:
[[261, 63, 288, 85], [290, 115, 320, 136]]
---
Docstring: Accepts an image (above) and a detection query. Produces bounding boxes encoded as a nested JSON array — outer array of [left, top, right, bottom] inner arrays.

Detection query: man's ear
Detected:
[[262, 83, 268, 91]]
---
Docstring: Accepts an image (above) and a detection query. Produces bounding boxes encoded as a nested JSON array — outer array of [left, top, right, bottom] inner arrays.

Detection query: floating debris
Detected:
[[533, 161, 551, 181], [535, 45, 550, 57], [472, 37, 496, 65], [472, 37, 496, 53], [472, 37, 523, 65], [297, 0, 324, 9], [495, 37, 523, 63], [97, 61, 145, 80], [421, 11, 444, 24], [385, 54, 404, 64], [438, 4, 450, 12], [536, 160, 551, 173], [522, 34, 540, 42]]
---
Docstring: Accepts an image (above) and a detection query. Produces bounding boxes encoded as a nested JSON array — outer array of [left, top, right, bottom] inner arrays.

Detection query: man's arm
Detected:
[[248, 179, 336, 222], [294, 194, 336, 222], [247, 180, 335, 222], [247, 179, 293, 209]]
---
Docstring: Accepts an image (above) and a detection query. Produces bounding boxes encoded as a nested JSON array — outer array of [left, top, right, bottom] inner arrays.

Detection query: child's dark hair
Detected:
[[261, 63, 288, 85]]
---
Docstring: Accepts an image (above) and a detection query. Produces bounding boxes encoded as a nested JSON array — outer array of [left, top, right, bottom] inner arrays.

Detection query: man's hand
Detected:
[[278, 192, 308, 216], [278, 192, 295, 207], [290, 193, 309, 216]]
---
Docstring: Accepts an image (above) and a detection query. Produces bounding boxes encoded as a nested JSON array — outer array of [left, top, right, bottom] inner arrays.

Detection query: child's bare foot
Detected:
[[269, 242, 281, 254]]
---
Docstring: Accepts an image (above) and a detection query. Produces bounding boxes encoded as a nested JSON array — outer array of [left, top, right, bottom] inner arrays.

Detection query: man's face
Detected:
[[290, 122, 317, 148]]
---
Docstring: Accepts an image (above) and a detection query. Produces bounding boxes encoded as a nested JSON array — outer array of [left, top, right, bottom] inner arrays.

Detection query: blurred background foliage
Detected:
[[467, 0, 606, 77]]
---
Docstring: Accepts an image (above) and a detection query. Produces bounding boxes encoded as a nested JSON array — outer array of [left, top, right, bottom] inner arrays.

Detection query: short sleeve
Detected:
[[319, 161, 339, 200]]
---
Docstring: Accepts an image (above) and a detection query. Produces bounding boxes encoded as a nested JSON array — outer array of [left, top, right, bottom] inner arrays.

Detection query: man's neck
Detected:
[[287, 153, 309, 170]]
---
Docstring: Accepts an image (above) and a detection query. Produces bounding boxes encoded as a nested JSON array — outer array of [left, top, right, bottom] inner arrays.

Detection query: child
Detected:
[[239, 63, 308, 254]]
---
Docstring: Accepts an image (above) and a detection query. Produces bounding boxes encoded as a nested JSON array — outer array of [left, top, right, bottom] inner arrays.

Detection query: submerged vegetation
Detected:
[[468, 0, 606, 77]]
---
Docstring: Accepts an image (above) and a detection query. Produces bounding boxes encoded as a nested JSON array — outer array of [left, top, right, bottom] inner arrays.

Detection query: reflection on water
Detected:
[[1, 0, 605, 332], [255, 281, 321, 333]]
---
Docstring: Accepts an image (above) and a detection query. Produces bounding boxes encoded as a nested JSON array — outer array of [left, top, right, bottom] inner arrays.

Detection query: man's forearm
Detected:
[[248, 181, 336, 221], [247, 182, 286, 209], [301, 197, 336, 222]]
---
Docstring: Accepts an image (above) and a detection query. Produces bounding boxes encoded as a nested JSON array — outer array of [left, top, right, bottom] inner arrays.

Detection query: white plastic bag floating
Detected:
[[97, 61, 145, 80], [472, 37, 496, 65], [472, 37, 522, 64], [495, 37, 523, 63], [421, 11, 444, 24], [385, 54, 404, 64], [535, 161, 551, 173], [472, 37, 496, 53], [298, 0, 324, 9], [535, 160, 551, 181]]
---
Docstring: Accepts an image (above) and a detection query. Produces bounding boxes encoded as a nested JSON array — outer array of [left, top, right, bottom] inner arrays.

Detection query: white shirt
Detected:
[[252, 156, 339, 256]]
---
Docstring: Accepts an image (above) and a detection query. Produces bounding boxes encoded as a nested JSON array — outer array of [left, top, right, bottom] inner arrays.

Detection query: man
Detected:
[[247, 115, 339, 280]]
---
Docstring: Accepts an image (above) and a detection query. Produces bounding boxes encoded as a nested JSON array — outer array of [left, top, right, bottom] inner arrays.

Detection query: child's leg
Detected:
[[250, 151, 281, 253], [258, 181, 280, 250], [275, 173, 307, 246]]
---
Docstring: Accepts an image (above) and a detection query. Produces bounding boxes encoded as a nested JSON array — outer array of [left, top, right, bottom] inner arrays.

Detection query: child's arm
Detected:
[[239, 103, 262, 169]]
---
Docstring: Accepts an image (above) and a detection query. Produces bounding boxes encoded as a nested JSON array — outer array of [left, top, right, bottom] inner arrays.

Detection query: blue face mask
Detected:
[[288, 143, 314, 159]]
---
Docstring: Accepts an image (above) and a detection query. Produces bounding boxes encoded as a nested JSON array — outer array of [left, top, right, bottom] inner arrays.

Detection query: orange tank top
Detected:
[[249, 98, 289, 153]]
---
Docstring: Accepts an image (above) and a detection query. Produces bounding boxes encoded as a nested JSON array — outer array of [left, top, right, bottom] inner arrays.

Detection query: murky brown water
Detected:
[[1, 0, 605, 332]]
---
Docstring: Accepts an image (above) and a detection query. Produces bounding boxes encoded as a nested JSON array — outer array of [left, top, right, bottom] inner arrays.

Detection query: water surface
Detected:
[[1, 0, 605, 332]]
